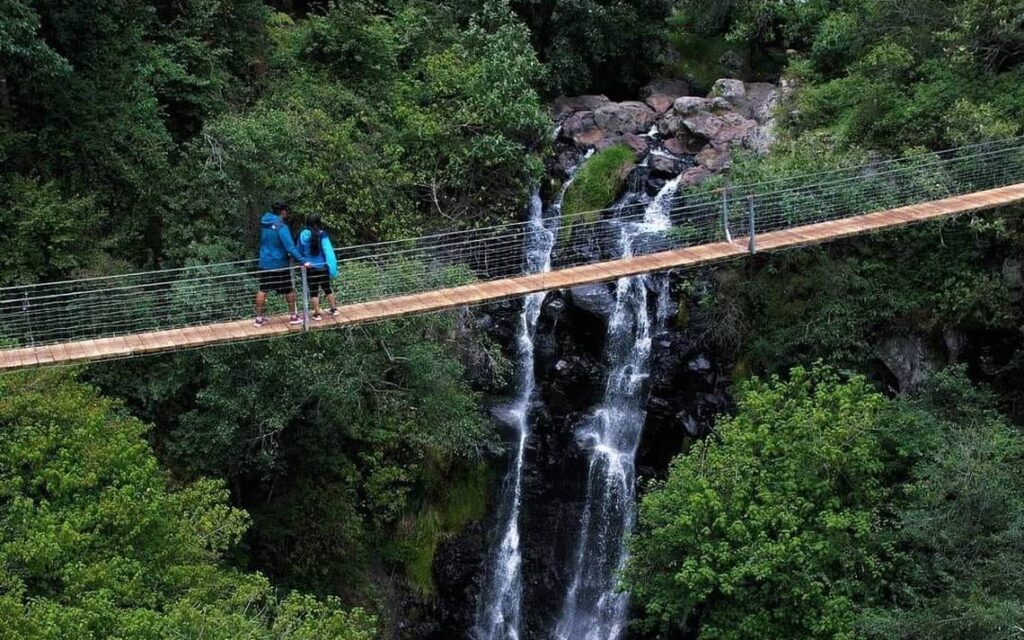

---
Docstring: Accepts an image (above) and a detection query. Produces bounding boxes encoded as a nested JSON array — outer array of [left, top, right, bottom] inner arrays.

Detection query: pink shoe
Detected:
[[289, 314, 303, 325], [254, 315, 267, 327]]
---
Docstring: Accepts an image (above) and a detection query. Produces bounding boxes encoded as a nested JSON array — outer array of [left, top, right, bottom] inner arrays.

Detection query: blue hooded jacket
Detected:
[[259, 212, 304, 269], [299, 228, 339, 278]]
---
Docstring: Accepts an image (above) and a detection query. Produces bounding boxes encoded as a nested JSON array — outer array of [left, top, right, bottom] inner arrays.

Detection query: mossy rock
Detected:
[[394, 463, 492, 597], [561, 143, 636, 240]]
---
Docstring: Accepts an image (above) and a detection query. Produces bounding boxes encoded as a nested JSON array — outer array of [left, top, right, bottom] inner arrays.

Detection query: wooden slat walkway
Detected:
[[3, 183, 1024, 371]]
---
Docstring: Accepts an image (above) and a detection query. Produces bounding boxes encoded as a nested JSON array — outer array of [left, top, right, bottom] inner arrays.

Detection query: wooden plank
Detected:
[[4, 182, 1024, 370]]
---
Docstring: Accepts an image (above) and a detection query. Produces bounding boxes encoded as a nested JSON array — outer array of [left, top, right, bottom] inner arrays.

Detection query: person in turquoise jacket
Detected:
[[254, 202, 310, 327], [299, 213, 339, 321]]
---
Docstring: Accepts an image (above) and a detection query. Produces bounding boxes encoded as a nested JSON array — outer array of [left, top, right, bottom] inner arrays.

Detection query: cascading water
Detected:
[[554, 174, 682, 640], [474, 154, 590, 640]]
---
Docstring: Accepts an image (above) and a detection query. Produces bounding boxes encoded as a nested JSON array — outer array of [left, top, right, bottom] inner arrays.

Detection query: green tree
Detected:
[[860, 369, 1024, 640], [87, 317, 492, 595], [0, 370, 376, 639], [626, 366, 891, 639]]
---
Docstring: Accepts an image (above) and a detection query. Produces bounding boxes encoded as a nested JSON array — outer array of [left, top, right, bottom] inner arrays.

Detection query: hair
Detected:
[[271, 201, 288, 215], [306, 213, 325, 257]]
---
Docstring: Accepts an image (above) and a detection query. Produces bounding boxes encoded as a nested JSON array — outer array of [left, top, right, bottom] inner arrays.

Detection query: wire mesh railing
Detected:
[[1, 137, 1023, 351]]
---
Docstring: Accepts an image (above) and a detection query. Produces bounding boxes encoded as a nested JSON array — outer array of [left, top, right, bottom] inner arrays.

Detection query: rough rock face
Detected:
[[593, 100, 657, 136], [877, 334, 945, 392], [554, 77, 781, 191]]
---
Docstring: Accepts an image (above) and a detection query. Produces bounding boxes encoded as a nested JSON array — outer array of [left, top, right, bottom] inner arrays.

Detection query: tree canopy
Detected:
[[0, 370, 376, 640]]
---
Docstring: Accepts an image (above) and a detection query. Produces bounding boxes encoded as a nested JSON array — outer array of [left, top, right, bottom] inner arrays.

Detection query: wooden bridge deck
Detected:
[[3, 182, 1024, 371]]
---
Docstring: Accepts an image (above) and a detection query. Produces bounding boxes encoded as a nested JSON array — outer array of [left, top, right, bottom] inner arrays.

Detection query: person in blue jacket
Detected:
[[299, 213, 339, 321], [254, 202, 310, 327]]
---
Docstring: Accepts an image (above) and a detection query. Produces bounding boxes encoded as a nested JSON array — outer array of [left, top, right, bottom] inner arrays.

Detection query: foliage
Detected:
[[671, 0, 1024, 150], [860, 368, 1024, 640], [87, 315, 491, 596], [560, 143, 635, 237], [629, 366, 1024, 640], [626, 366, 891, 639], [508, 0, 673, 96], [0, 370, 376, 639], [390, 463, 492, 596]]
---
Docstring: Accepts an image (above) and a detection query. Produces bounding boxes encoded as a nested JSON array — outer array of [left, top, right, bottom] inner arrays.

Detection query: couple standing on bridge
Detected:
[[253, 202, 340, 327]]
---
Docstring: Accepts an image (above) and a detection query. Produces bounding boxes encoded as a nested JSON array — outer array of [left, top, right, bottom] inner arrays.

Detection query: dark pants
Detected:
[[257, 268, 294, 295]]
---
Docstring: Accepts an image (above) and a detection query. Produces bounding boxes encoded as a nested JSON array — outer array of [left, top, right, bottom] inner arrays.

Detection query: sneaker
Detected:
[[254, 315, 267, 327], [328, 308, 339, 317], [289, 314, 303, 325], [312, 312, 323, 322]]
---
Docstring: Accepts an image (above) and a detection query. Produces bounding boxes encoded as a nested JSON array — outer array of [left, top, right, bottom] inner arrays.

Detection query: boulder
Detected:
[[681, 111, 725, 141], [593, 101, 657, 135], [569, 283, 617, 318], [877, 334, 944, 392], [662, 135, 703, 155], [712, 79, 779, 124], [622, 132, 649, 154], [684, 110, 758, 146], [649, 153, 684, 178], [641, 78, 691, 113], [553, 94, 610, 116], [561, 110, 595, 136], [680, 165, 712, 187], [672, 95, 730, 115], [711, 78, 746, 102], [662, 136, 687, 156], [657, 113, 685, 137], [696, 143, 731, 172], [742, 126, 775, 155]]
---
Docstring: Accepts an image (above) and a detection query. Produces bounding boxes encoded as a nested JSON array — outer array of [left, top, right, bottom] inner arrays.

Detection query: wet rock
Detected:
[[553, 94, 610, 116], [569, 283, 616, 318], [432, 522, 485, 637], [675, 410, 702, 437], [593, 101, 657, 136], [688, 354, 711, 371], [649, 153, 684, 178], [641, 78, 691, 113]]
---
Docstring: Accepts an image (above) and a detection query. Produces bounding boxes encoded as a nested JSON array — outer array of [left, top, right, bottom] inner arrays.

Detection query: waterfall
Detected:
[[474, 154, 591, 640], [554, 175, 682, 640]]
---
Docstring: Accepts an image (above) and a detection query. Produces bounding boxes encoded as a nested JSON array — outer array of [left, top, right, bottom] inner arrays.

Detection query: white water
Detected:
[[474, 154, 591, 640], [554, 175, 682, 640]]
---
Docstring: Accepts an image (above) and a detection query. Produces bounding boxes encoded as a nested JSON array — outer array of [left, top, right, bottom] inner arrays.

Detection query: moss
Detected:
[[394, 463, 492, 597], [561, 144, 635, 240]]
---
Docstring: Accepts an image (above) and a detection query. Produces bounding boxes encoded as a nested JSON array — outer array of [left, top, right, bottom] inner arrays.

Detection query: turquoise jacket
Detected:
[[259, 212, 304, 269], [299, 228, 338, 278]]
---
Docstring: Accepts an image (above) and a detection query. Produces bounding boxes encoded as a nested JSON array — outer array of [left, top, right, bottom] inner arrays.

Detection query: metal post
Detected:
[[722, 189, 732, 243], [22, 292, 33, 346], [747, 195, 756, 254], [300, 267, 310, 331]]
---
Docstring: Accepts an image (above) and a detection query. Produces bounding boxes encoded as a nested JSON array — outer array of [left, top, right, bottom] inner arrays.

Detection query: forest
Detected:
[[1, 0, 1023, 639]]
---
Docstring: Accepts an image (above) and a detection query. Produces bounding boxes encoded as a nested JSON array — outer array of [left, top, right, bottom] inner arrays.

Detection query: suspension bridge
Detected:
[[2, 138, 1024, 371]]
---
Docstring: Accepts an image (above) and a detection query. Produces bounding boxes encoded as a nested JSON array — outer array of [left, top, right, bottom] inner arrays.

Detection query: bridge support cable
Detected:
[[1, 137, 1024, 368]]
